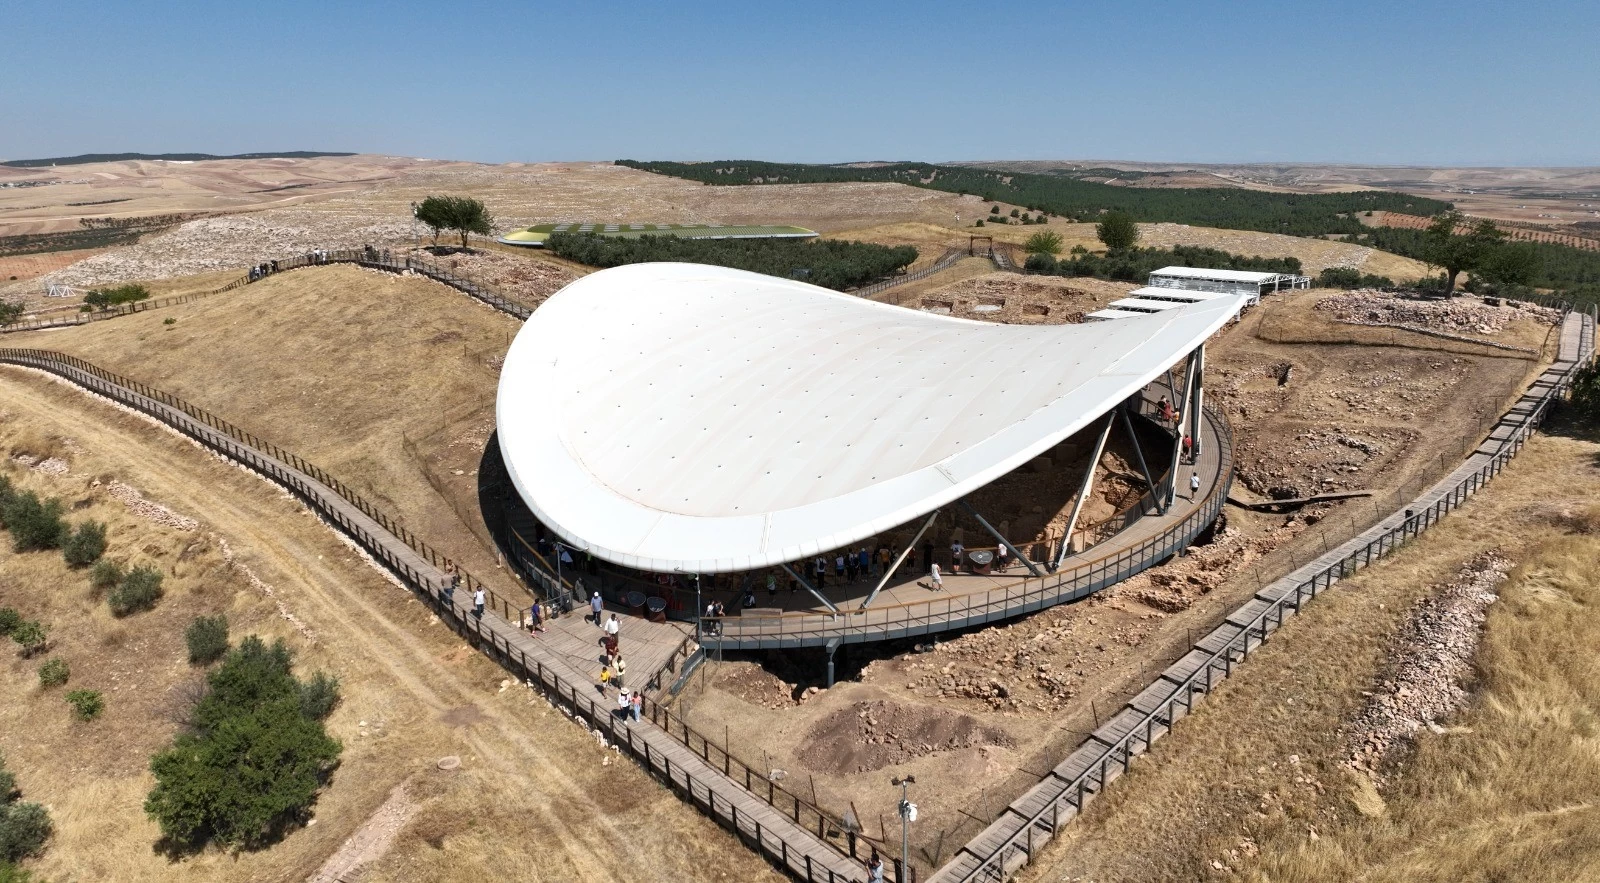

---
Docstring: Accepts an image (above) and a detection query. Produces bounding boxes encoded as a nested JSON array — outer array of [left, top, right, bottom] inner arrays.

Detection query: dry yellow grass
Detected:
[[1015, 431, 1600, 883], [0, 367, 782, 883], [1253, 523, 1600, 882], [7, 264, 518, 582]]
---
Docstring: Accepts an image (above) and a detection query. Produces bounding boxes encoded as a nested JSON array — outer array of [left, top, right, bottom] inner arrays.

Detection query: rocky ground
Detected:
[[911, 271, 1134, 323], [1343, 553, 1512, 783], [1315, 289, 1563, 336], [400, 246, 578, 309]]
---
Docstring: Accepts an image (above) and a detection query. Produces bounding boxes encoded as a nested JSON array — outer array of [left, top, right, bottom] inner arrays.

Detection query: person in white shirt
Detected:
[[1189, 472, 1201, 501], [605, 614, 620, 637], [930, 562, 943, 591], [472, 588, 486, 619]]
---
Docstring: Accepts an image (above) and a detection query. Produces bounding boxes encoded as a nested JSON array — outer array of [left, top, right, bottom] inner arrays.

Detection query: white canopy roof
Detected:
[[497, 263, 1243, 573], [1149, 266, 1290, 283]]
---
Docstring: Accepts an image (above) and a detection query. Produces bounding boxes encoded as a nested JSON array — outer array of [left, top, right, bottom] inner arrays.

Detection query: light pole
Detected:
[[892, 775, 917, 881]]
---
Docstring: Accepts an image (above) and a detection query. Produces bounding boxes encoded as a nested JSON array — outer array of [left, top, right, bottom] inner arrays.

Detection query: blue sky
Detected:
[[4, 0, 1595, 166]]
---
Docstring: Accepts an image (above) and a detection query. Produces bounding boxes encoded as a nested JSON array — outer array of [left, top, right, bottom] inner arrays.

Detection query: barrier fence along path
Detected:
[[928, 306, 1597, 883], [0, 348, 867, 883]]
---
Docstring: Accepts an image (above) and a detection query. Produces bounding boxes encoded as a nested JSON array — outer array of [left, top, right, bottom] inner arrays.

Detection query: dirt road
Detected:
[[0, 366, 779, 883]]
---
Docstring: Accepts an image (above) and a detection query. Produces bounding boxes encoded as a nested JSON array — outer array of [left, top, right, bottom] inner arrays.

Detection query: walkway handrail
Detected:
[[937, 308, 1596, 883], [0, 347, 534, 621], [697, 397, 1231, 647]]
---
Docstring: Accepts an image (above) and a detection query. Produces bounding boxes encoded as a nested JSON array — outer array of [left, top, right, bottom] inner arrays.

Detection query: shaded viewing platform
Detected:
[[504, 381, 1233, 653]]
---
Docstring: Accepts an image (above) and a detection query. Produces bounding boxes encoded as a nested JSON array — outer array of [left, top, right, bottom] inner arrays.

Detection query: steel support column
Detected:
[[1187, 343, 1206, 459], [958, 500, 1042, 578], [1166, 349, 1200, 508], [860, 509, 940, 610], [780, 562, 839, 615], [1119, 406, 1164, 515], [1052, 413, 1116, 570]]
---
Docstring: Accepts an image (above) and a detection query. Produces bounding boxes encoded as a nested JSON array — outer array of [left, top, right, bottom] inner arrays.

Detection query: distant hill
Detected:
[[1, 151, 356, 168]]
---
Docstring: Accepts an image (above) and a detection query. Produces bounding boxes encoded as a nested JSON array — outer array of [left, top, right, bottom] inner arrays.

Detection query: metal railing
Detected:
[[0, 348, 536, 624], [699, 399, 1230, 649], [942, 309, 1596, 883]]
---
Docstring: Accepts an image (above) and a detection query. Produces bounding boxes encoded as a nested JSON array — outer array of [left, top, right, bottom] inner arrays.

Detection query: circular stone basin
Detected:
[[437, 755, 462, 771]]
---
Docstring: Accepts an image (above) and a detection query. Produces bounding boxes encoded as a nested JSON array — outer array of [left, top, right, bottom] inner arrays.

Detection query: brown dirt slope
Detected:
[[0, 366, 781, 883]]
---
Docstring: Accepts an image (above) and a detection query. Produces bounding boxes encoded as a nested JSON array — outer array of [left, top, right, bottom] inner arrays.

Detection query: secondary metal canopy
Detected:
[[497, 262, 1243, 573]]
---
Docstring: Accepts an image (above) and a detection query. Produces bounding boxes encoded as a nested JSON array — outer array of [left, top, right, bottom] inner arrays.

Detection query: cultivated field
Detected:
[[0, 368, 781, 883]]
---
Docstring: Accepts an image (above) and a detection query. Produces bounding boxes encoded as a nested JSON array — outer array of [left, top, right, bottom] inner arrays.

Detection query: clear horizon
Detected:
[[5, 0, 1596, 167]]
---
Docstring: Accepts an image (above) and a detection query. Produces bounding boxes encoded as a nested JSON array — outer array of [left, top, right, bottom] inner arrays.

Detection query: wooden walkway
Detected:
[[704, 396, 1233, 650], [0, 348, 867, 883], [928, 307, 1597, 883]]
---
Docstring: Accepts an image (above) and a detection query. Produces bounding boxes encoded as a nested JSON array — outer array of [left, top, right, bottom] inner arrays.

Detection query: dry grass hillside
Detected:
[[1015, 429, 1600, 883], [7, 264, 523, 582], [0, 366, 782, 883]]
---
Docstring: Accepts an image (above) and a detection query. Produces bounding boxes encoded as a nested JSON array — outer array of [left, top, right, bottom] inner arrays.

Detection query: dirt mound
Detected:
[[404, 247, 577, 309], [798, 700, 1013, 774]]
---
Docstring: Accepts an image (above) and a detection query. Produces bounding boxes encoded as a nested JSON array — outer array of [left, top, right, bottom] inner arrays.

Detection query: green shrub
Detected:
[[37, 658, 68, 689], [0, 610, 18, 638], [2, 492, 66, 552], [90, 559, 124, 593], [185, 615, 229, 665], [82, 283, 151, 311], [1317, 266, 1395, 289], [0, 766, 13, 802], [65, 689, 103, 722], [0, 859, 40, 882], [546, 234, 917, 292], [144, 636, 342, 851], [10, 622, 45, 658], [973, 219, 984, 227], [1009, 208, 1020, 218], [1024, 253, 1058, 273], [163, 317, 177, 326], [108, 565, 163, 616], [1096, 211, 1140, 251], [298, 671, 341, 721], [62, 520, 107, 568], [0, 476, 13, 516], [1024, 230, 1064, 256], [0, 801, 52, 862], [990, 205, 1000, 214]]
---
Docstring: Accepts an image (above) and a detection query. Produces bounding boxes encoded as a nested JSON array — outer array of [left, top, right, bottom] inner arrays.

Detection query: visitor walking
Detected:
[[815, 555, 828, 588], [930, 561, 943, 591], [598, 665, 612, 694], [605, 613, 620, 638], [472, 587, 485, 619], [950, 539, 964, 573], [1182, 434, 1193, 463], [618, 689, 632, 720], [614, 657, 627, 690], [868, 856, 885, 883], [858, 548, 871, 577], [630, 690, 643, 722], [528, 600, 544, 633], [590, 591, 604, 626], [1189, 471, 1201, 501], [603, 633, 619, 665], [443, 562, 459, 606]]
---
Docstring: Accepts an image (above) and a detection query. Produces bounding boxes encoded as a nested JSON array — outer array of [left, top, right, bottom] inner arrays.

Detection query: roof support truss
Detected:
[[1051, 413, 1117, 571], [859, 509, 940, 610], [1120, 405, 1165, 516], [781, 562, 839, 615], [959, 500, 1043, 578]]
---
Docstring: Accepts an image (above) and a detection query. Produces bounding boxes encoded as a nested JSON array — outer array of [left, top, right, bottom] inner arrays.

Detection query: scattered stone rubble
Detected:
[[1343, 553, 1513, 782], [1315, 290, 1560, 336], [103, 479, 198, 531]]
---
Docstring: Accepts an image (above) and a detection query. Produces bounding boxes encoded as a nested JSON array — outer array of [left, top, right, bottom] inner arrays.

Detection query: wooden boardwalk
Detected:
[[0, 348, 867, 883], [704, 397, 1233, 650], [928, 307, 1597, 883]]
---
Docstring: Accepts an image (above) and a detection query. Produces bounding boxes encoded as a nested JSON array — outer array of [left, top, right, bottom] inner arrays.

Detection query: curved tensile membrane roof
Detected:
[[497, 263, 1243, 574]]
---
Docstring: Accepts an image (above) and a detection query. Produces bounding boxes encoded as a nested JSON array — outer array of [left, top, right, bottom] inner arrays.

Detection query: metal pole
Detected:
[[1053, 413, 1116, 570], [862, 509, 939, 610], [1187, 343, 1206, 458], [1119, 406, 1164, 515], [781, 563, 839, 615], [958, 500, 1041, 578], [1166, 350, 1199, 508]]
